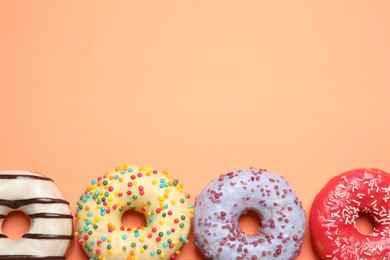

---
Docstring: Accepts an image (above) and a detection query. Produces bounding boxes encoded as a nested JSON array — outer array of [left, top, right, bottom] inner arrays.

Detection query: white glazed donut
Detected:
[[0, 170, 73, 259], [194, 168, 306, 260]]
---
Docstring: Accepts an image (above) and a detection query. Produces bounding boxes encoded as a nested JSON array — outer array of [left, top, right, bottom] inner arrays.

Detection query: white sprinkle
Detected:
[[337, 183, 347, 189], [352, 199, 361, 206], [357, 193, 365, 199]]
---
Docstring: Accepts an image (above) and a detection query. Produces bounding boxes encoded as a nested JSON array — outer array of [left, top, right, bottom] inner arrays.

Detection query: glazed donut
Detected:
[[75, 164, 192, 260], [194, 168, 306, 259], [0, 170, 73, 259], [310, 168, 390, 259]]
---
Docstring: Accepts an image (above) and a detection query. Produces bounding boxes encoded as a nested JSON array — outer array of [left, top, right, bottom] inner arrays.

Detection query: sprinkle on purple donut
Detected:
[[194, 168, 306, 260]]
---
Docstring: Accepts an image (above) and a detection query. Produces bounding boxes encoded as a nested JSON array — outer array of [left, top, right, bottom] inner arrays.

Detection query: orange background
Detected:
[[1, 1, 390, 259]]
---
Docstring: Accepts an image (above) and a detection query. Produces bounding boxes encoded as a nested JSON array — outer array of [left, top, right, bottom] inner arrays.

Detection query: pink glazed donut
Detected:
[[310, 168, 390, 259], [194, 168, 306, 259]]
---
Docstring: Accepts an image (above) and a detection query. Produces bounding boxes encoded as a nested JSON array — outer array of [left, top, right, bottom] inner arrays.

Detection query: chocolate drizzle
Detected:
[[0, 198, 69, 209], [22, 234, 74, 240], [0, 233, 73, 240], [0, 213, 73, 219], [28, 213, 73, 219], [0, 257, 65, 259], [0, 175, 53, 181]]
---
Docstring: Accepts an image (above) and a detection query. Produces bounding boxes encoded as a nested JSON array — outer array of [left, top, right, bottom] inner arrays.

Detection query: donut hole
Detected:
[[356, 212, 376, 235], [238, 210, 262, 236], [1, 211, 31, 240], [121, 210, 146, 228]]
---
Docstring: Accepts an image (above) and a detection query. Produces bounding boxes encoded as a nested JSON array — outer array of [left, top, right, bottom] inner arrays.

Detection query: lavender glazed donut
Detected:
[[194, 168, 306, 260]]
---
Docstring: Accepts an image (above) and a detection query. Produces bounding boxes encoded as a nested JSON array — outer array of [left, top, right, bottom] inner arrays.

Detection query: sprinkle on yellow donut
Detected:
[[75, 164, 192, 260]]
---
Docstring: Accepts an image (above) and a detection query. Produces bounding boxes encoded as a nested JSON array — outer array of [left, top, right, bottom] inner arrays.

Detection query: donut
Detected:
[[0, 170, 73, 259], [75, 164, 193, 260], [310, 168, 390, 259], [194, 168, 306, 259]]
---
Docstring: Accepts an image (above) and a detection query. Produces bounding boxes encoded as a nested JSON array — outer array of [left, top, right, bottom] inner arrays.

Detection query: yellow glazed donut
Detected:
[[75, 164, 192, 260]]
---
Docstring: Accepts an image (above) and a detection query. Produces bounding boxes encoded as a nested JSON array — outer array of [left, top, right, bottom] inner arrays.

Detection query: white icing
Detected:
[[0, 203, 71, 215], [2, 170, 41, 176], [25, 218, 73, 235], [0, 179, 67, 199], [0, 239, 70, 256], [0, 170, 66, 199]]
